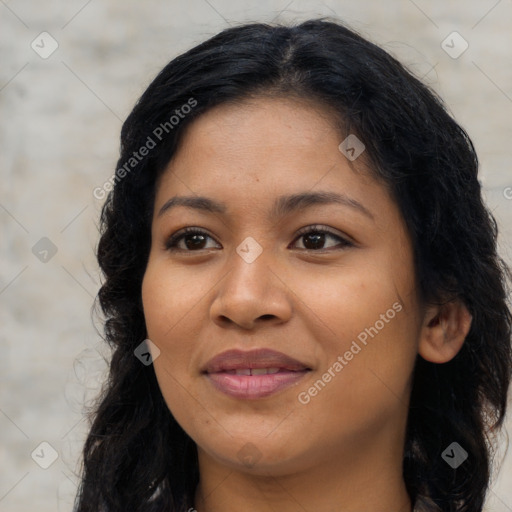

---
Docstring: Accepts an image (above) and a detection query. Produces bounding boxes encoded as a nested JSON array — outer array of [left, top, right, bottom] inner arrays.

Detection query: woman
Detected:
[[75, 19, 512, 512]]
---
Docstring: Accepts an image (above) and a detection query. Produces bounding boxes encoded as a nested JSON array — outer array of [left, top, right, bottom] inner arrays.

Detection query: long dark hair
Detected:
[[74, 18, 512, 512]]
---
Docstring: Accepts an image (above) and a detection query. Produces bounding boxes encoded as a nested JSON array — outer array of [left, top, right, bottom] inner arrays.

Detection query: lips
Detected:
[[202, 348, 310, 374], [202, 348, 311, 399], [223, 367, 281, 375]]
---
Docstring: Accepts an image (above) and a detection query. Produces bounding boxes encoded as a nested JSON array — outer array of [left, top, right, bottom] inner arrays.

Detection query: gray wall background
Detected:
[[1, 1, 511, 511]]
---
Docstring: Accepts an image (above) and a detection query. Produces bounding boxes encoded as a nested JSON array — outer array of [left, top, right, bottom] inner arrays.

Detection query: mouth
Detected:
[[202, 348, 312, 399]]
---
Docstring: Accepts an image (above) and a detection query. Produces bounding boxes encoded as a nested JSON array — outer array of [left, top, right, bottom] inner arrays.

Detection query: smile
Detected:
[[202, 348, 312, 399], [224, 367, 281, 375], [205, 368, 310, 399]]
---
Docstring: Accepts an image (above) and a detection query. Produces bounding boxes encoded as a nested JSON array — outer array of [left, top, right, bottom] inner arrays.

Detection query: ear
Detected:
[[418, 299, 473, 363]]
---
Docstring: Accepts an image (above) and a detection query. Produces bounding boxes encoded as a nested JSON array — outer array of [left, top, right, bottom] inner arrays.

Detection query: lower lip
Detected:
[[206, 370, 309, 399]]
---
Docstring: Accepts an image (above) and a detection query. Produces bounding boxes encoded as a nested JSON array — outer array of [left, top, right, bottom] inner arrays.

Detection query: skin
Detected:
[[141, 96, 472, 512]]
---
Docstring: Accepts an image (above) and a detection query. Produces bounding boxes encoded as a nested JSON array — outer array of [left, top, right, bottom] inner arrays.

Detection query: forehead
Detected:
[[154, 96, 397, 227], [181, 95, 340, 148], [161, 98, 358, 180]]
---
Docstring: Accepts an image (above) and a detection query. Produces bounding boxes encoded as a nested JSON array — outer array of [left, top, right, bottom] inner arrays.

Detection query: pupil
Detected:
[[304, 233, 325, 249], [186, 234, 206, 249]]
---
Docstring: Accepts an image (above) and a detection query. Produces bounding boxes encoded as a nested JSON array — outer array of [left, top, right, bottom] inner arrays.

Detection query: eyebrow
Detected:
[[157, 191, 374, 221]]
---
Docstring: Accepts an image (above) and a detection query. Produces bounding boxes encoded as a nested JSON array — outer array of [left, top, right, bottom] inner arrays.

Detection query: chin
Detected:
[[196, 432, 316, 477]]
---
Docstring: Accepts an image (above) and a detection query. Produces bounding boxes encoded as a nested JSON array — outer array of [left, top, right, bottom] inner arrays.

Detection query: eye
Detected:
[[291, 225, 353, 251], [165, 227, 220, 252], [165, 225, 353, 253]]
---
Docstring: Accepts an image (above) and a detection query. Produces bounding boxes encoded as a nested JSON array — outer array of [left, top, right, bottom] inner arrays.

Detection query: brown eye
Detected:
[[292, 226, 353, 251], [165, 228, 220, 251], [182, 233, 208, 250], [302, 232, 326, 250]]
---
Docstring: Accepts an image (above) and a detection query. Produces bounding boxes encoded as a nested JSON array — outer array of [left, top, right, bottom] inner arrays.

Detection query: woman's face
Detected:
[[142, 96, 424, 476]]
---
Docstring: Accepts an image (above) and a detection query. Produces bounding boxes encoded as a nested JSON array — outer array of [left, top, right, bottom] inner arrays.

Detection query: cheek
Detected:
[[294, 298, 417, 447], [142, 264, 202, 427], [142, 261, 206, 338], [293, 260, 408, 344], [297, 260, 419, 397], [141, 262, 202, 383]]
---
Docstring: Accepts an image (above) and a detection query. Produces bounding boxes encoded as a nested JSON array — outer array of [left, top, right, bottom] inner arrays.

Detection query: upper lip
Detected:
[[202, 348, 311, 374]]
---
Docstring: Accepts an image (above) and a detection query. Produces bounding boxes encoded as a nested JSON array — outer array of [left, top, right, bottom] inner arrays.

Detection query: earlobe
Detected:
[[418, 299, 473, 364]]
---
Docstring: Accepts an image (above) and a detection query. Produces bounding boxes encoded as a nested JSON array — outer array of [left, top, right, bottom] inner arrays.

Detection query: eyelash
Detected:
[[164, 225, 354, 253]]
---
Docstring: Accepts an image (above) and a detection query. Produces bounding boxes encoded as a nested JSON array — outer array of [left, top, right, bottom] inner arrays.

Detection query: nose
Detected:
[[209, 247, 293, 330]]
